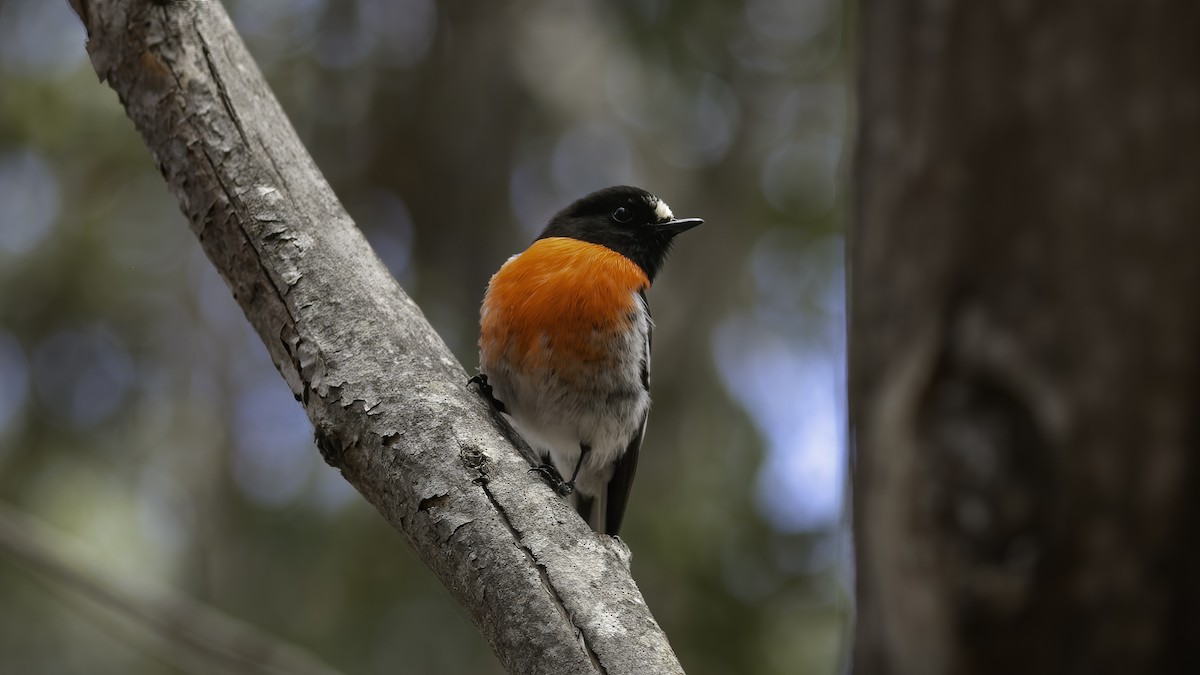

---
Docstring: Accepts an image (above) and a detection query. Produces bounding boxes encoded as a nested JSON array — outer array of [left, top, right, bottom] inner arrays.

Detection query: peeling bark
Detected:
[[852, 1, 1200, 674], [66, 1, 683, 673]]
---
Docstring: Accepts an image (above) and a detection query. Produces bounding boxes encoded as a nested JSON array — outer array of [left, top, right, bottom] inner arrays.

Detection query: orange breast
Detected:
[[480, 237, 649, 374]]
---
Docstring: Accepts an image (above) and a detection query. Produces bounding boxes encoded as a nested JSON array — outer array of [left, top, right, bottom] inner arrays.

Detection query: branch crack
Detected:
[[476, 477, 607, 674], [199, 30, 250, 148]]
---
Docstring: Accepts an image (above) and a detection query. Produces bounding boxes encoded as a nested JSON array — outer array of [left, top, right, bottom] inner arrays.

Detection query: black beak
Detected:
[[657, 218, 704, 237]]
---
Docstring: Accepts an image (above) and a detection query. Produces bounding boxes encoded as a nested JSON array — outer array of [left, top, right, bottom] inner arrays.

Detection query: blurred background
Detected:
[[0, 0, 850, 673]]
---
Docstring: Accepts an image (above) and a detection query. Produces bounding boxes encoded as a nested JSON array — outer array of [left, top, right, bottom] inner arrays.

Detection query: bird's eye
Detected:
[[611, 207, 633, 223]]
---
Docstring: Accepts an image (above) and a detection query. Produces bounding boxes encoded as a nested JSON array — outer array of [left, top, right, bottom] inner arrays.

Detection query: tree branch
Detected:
[[66, 1, 684, 673], [0, 501, 345, 675]]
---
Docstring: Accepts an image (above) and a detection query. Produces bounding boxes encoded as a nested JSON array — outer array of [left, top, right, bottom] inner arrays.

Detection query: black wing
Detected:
[[605, 410, 647, 536], [605, 291, 652, 536]]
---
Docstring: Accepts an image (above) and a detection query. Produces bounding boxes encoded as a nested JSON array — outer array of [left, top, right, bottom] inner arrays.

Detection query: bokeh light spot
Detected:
[[745, 0, 834, 46], [311, 465, 358, 513], [356, 189, 416, 282], [658, 74, 740, 168], [362, 0, 437, 69], [509, 139, 565, 237], [0, 149, 61, 257], [551, 121, 637, 197], [0, 332, 30, 441], [760, 135, 842, 216], [714, 233, 846, 531], [0, 0, 87, 77], [32, 326, 136, 430], [136, 465, 194, 563], [231, 376, 317, 507]]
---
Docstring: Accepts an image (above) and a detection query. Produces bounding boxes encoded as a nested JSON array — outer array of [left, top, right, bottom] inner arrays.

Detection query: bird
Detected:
[[472, 185, 702, 536]]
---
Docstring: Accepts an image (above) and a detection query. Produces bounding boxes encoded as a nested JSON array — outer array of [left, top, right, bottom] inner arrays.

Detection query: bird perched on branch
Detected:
[[472, 186, 702, 536]]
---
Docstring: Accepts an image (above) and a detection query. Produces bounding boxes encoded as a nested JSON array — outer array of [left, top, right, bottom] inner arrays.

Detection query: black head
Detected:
[[537, 185, 703, 282]]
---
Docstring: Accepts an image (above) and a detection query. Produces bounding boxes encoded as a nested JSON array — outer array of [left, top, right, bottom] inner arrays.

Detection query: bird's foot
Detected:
[[467, 373, 508, 414], [530, 464, 575, 496]]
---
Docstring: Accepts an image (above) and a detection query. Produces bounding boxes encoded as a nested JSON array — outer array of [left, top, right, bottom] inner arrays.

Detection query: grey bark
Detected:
[[852, 1, 1200, 674], [66, 1, 683, 674]]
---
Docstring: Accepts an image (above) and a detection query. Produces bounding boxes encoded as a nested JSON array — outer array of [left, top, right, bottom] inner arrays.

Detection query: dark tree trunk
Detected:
[[851, 2, 1200, 673]]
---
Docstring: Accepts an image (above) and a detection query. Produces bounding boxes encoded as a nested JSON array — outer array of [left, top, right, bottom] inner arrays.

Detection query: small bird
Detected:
[[473, 186, 702, 535]]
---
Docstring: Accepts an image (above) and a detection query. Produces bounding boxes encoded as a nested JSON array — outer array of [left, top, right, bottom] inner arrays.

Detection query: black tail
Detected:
[[570, 492, 610, 535]]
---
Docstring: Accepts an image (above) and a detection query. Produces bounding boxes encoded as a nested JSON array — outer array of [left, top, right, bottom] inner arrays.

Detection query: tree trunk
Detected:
[[852, 1, 1200, 673], [66, 1, 683, 673]]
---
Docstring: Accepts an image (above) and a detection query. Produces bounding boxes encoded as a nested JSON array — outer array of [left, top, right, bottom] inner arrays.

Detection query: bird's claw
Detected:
[[468, 373, 508, 414], [530, 464, 574, 496]]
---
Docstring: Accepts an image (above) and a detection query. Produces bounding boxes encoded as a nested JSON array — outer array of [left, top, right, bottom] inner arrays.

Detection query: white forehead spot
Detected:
[[653, 198, 674, 222]]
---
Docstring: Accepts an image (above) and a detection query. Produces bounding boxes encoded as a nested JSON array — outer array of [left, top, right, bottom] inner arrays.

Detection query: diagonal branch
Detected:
[[0, 501, 345, 675], [65, 1, 684, 673]]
